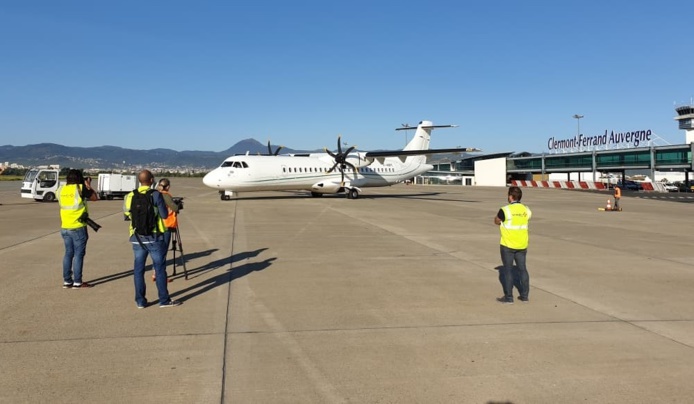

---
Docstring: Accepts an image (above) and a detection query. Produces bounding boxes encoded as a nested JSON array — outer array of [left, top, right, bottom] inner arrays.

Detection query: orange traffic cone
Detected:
[[606, 199, 612, 211]]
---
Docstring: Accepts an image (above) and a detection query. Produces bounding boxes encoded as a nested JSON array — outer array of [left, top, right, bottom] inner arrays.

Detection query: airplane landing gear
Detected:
[[347, 188, 359, 199]]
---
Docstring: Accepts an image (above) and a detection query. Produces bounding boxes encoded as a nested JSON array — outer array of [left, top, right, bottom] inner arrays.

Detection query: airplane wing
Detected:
[[365, 147, 481, 158]]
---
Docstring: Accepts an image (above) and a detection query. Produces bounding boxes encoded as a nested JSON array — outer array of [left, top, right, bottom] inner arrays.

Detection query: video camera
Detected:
[[79, 212, 102, 232], [172, 197, 184, 211]]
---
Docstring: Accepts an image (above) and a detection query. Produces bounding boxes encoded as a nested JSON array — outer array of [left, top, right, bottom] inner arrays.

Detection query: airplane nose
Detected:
[[203, 170, 219, 188]]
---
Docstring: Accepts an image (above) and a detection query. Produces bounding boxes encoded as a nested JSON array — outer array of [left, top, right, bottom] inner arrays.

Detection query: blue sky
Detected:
[[1, 1, 691, 154]]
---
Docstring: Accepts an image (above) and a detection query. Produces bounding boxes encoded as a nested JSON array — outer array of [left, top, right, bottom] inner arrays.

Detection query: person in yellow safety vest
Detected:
[[123, 170, 181, 309], [59, 169, 98, 289], [613, 185, 621, 211], [493, 186, 532, 304], [154, 178, 180, 282]]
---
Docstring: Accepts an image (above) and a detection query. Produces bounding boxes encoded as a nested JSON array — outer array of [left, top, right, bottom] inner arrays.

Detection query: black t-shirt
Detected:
[[79, 185, 94, 200]]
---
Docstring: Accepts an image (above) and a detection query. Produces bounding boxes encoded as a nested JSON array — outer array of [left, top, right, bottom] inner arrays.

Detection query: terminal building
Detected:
[[420, 106, 694, 190]]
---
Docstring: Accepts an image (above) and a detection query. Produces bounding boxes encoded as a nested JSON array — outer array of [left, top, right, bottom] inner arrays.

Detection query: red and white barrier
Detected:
[[511, 180, 650, 191]]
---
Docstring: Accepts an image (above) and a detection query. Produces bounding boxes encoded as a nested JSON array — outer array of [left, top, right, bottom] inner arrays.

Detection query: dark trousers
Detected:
[[499, 245, 530, 300]]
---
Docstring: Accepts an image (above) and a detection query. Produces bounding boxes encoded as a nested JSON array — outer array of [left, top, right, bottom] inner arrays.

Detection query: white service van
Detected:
[[96, 173, 137, 199], [20, 165, 63, 202]]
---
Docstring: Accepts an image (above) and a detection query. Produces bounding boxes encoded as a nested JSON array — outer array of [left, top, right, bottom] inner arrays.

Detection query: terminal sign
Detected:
[[547, 129, 652, 151]]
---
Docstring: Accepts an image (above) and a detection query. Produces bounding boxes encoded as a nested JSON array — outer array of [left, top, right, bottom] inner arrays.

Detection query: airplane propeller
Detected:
[[325, 135, 357, 184], [265, 140, 283, 156]]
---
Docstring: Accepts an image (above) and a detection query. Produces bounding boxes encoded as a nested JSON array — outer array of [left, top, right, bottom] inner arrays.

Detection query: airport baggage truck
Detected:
[[20, 165, 63, 202], [97, 173, 137, 199]]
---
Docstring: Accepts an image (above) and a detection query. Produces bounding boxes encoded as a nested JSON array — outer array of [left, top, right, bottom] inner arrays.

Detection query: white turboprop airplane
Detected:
[[202, 120, 479, 200]]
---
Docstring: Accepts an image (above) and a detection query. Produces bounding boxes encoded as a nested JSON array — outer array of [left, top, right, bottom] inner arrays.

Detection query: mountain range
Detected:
[[0, 139, 312, 170], [0, 139, 470, 171]]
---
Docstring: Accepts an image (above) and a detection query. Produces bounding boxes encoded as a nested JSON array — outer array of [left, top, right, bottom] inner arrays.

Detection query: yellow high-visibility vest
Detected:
[[499, 203, 531, 249], [59, 184, 87, 229], [123, 186, 166, 236]]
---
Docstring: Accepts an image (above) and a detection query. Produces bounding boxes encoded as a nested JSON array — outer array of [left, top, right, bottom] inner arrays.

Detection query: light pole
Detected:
[[572, 114, 584, 137], [573, 114, 584, 181]]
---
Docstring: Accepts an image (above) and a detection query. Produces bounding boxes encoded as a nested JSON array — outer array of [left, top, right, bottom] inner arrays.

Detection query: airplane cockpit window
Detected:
[[242, 162, 248, 168], [221, 161, 233, 167], [232, 162, 243, 168]]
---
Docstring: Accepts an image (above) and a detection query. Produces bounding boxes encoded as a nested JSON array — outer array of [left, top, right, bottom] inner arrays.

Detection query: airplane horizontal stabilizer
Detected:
[[395, 124, 458, 131]]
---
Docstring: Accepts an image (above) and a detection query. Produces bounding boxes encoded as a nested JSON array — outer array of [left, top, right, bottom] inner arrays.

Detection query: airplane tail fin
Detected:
[[396, 121, 457, 163]]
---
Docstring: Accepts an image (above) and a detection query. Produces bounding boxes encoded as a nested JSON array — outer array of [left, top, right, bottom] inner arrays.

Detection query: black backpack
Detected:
[[130, 189, 157, 236]]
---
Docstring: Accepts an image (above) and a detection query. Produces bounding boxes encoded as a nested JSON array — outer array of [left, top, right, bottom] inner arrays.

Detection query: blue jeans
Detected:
[[61, 227, 88, 284], [132, 237, 171, 306], [163, 230, 172, 256], [499, 245, 530, 300]]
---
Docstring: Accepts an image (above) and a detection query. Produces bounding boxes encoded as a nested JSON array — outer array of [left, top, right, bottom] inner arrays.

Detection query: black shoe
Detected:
[[496, 297, 514, 304], [518, 296, 529, 303], [159, 300, 182, 308]]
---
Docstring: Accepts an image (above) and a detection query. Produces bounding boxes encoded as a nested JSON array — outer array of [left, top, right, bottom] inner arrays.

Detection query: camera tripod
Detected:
[[169, 226, 188, 280]]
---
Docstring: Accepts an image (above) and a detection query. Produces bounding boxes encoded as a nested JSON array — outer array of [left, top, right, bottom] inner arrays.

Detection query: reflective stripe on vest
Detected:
[[500, 203, 531, 249], [59, 184, 87, 229]]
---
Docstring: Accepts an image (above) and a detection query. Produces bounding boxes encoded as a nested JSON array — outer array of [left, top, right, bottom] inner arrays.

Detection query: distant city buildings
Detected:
[[0, 161, 207, 175], [1, 162, 26, 169]]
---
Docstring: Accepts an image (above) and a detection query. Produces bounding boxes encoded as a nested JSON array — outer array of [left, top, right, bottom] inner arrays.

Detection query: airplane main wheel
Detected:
[[348, 189, 359, 199]]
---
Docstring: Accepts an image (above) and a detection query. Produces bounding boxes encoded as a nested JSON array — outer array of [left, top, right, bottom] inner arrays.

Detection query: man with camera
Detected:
[[155, 178, 182, 282], [124, 170, 181, 308], [59, 169, 98, 289]]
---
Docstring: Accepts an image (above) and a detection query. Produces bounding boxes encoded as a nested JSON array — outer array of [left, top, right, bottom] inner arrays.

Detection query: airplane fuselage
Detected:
[[203, 153, 433, 195]]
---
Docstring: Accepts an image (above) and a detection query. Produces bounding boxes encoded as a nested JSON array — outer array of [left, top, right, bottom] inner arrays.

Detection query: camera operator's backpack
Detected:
[[130, 189, 157, 236]]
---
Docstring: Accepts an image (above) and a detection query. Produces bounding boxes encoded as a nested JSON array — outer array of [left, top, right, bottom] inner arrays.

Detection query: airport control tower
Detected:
[[675, 104, 694, 143]]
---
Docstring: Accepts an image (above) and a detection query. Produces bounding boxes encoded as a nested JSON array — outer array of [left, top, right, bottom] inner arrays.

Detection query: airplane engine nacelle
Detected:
[[345, 152, 372, 168], [311, 181, 342, 194]]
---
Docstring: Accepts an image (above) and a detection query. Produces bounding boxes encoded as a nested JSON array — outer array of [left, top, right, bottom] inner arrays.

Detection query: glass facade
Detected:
[[545, 154, 593, 169], [506, 157, 542, 171], [596, 150, 650, 168], [655, 148, 691, 166]]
